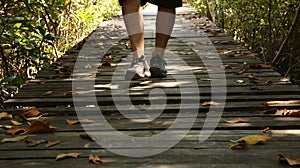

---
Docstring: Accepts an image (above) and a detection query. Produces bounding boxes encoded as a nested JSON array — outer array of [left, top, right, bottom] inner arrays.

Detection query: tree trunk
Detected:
[[205, 0, 213, 22], [211, 0, 216, 23], [272, 4, 300, 66]]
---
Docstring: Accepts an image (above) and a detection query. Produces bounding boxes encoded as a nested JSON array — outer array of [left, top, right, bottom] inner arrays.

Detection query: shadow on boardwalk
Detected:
[[1, 4, 300, 168]]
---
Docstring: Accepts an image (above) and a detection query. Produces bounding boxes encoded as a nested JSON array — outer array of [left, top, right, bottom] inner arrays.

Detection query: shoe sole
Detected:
[[125, 70, 144, 81], [150, 67, 167, 78]]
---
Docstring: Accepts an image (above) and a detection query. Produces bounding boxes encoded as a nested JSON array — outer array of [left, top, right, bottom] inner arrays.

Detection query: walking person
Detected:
[[119, 0, 182, 80]]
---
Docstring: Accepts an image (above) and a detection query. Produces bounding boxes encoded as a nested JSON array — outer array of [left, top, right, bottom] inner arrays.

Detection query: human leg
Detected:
[[122, 0, 144, 58], [121, 0, 150, 80], [150, 7, 176, 78]]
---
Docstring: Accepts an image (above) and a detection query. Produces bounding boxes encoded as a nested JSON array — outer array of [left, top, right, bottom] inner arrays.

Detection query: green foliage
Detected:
[[189, 0, 207, 14], [190, 0, 300, 82], [0, 0, 120, 102]]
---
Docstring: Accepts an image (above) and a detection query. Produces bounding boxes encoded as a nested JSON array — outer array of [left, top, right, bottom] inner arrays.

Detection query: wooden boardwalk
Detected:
[[1, 4, 300, 167]]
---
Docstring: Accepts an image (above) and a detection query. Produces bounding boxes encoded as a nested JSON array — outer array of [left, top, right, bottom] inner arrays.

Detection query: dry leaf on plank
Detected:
[[45, 140, 60, 148], [0, 125, 13, 129], [11, 120, 23, 126], [202, 101, 220, 106], [230, 143, 248, 149], [64, 91, 74, 96], [43, 90, 53, 96], [236, 69, 246, 75], [275, 109, 300, 116], [5, 127, 26, 136], [0, 112, 13, 120], [262, 127, 270, 134], [89, 155, 103, 164], [25, 139, 47, 147], [66, 119, 94, 125], [279, 154, 300, 166], [263, 100, 300, 107], [1, 135, 28, 143], [224, 118, 247, 124], [26, 120, 57, 134], [248, 74, 256, 79], [19, 108, 42, 121], [56, 153, 81, 160], [231, 135, 270, 145]]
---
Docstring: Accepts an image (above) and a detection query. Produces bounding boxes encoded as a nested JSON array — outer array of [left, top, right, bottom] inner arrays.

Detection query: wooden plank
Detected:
[[0, 155, 293, 168], [11, 84, 300, 97], [0, 131, 299, 151], [1, 116, 300, 132], [0, 107, 282, 117], [9, 94, 300, 106], [0, 148, 296, 168]]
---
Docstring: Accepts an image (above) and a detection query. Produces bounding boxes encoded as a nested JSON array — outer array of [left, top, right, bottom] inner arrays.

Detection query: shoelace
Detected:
[[131, 56, 146, 67], [151, 56, 167, 67]]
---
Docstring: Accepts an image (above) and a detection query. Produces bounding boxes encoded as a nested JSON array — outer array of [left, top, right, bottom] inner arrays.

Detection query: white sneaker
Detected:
[[125, 55, 151, 80]]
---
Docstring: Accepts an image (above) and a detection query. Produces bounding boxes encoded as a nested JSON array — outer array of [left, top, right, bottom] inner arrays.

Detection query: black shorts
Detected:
[[119, 0, 182, 8]]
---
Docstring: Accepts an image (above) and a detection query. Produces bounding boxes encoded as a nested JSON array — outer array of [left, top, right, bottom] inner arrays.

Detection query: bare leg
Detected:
[[122, 0, 144, 58], [149, 7, 176, 78], [153, 7, 176, 58], [122, 0, 150, 80]]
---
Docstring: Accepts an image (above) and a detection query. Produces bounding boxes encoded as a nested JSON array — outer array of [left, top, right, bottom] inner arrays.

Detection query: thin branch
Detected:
[[272, 4, 300, 65]]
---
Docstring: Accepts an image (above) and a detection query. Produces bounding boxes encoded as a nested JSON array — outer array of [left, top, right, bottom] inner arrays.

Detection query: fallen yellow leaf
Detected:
[[66, 119, 94, 125], [64, 91, 74, 96], [94, 83, 112, 89], [230, 143, 248, 149], [43, 90, 53, 96], [1, 135, 28, 143], [279, 154, 300, 166], [236, 69, 246, 75], [11, 120, 23, 126], [275, 109, 300, 116], [262, 127, 270, 134], [45, 140, 60, 148], [202, 101, 220, 106], [224, 118, 247, 124], [0, 125, 13, 129], [56, 153, 81, 160], [248, 74, 255, 79], [19, 108, 42, 121], [89, 155, 103, 164], [231, 135, 270, 145], [0, 112, 13, 120], [263, 100, 300, 107]]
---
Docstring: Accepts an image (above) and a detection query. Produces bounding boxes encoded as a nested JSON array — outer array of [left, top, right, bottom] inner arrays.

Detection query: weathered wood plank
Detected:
[[1, 116, 300, 132]]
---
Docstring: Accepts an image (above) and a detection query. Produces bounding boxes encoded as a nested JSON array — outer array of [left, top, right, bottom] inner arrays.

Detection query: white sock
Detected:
[[134, 48, 144, 58]]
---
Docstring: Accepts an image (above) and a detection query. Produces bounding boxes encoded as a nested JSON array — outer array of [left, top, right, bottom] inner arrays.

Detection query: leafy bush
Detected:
[[0, 0, 120, 103], [189, 0, 300, 82]]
